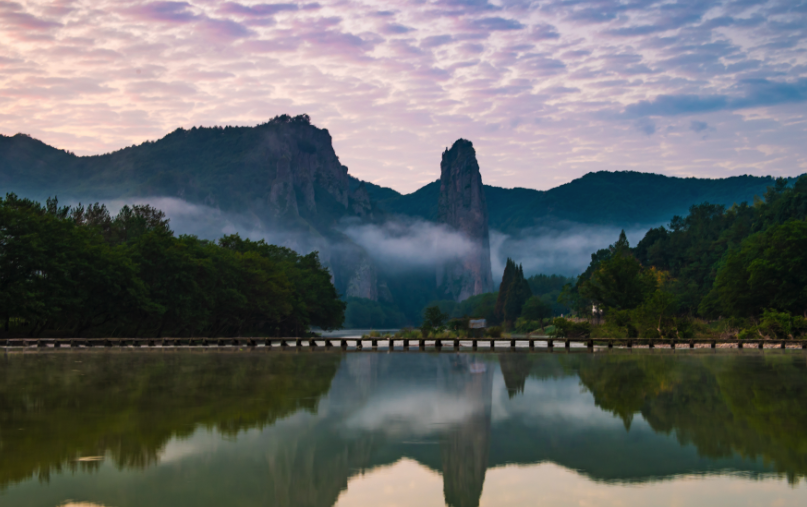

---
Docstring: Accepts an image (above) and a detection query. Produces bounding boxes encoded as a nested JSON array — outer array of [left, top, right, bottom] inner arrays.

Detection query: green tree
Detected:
[[422, 305, 449, 330], [580, 249, 657, 311], [521, 296, 553, 322], [494, 258, 516, 323], [702, 220, 807, 318]]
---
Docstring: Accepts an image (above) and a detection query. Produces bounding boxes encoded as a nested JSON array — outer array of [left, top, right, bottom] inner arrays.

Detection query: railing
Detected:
[[1, 337, 806, 351]]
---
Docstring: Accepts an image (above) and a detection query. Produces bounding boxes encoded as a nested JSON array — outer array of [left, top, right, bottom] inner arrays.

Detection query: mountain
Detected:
[[2, 118, 802, 325], [359, 172, 788, 232], [3, 122, 787, 235], [0, 115, 358, 234], [436, 139, 494, 301]]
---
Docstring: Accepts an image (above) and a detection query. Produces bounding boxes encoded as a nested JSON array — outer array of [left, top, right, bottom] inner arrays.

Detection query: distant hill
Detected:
[[2, 122, 803, 326], [352, 172, 791, 232], [1, 117, 356, 234], [2, 125, 791, 235]]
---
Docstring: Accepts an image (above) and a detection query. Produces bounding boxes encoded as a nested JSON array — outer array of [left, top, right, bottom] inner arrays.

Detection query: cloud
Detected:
[[2, 0, 807, 195], [529, 23, 560, 40], [339, 218, 476, 272], [490, 225, 651, 279], [636, 118, 656, 135], [468, 17, 524, 31], [90, 197, 329, 258], [129, 1, 197, 23], [689, 120, 708, 132], [624, 94, 729, 117], [421, 34, 453, 47], [623, 79, 807, 118], [219, 2, 299, 17], [0, 0, 62, 31], [382, 23, 414, 35], [344, 388, 481, 435]]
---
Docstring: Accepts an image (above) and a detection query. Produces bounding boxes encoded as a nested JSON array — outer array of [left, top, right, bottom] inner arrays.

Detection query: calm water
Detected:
[[1, 350, 806, 507]]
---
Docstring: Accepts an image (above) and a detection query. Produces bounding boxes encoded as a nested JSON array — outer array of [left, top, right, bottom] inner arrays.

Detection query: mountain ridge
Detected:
[[350, 171, 793, 232], [2, 127, 794, 235]]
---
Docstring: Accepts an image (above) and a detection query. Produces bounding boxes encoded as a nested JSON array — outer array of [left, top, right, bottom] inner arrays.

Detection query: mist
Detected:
[[72, 196, 658, 283], [338, 217, 476, 272], [490, 224, 655, 282], [77, 196, 330, 257]]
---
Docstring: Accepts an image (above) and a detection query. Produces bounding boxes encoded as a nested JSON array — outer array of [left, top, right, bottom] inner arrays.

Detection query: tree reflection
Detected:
[[0, 352, 341, 489], [1, 350, 805, 507]]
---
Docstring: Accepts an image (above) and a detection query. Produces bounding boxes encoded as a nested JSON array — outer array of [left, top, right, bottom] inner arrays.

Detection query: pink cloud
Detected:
[[128, 1, 197, 23], [219, 2, 298, 17], [0, 0, 804, 194], [0, 0, 62, 31]]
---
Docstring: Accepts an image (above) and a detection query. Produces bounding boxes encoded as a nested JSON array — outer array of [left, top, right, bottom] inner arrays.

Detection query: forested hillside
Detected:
[[1, 115, 354, 233], [0, 195, 344, 338], [355, 172, 788, 232], [559, 175, 807, 339]]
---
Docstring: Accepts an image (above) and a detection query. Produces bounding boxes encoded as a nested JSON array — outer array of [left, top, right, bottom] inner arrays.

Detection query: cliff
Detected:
[[0, 115, 350, 232], [437, 139, 494, 301]]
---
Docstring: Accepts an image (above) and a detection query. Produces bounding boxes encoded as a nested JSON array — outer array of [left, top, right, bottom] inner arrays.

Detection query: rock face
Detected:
[[437, 139, 494, 301], [261, 116, 349, 222], [346, 257, 379, 301], [268, 155, 299, 218], [349, 182, 373, 219]]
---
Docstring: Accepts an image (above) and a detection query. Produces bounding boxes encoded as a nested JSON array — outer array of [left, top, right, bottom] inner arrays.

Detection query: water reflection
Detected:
[[0, 350, 805, 507]]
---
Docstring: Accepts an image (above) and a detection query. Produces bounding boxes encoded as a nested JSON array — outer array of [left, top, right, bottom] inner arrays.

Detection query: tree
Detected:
[[702, 220, 807, 318], [0, 197, 345, 338], [494, 259, 516, 323], [495, 258, 532, 326], [503, 265, 532, 326], [521, 296, 553, 322], [580, 249, 657, 311], [422, 305, 448, 330]]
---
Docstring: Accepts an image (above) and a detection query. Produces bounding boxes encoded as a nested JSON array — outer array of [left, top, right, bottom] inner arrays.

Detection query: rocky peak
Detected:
[[262, 116, 349, 223], [437, 139, 494, 301]]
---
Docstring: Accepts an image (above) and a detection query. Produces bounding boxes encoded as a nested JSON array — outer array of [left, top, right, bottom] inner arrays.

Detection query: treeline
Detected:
[[0, 194, 344, 338], [415, 267, 573, 333], [343, 297, 407, 329], [561, 175, 807, 339]]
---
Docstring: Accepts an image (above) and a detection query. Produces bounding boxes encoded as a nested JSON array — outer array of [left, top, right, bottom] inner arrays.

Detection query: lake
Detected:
[[1, 349, 805, 506]]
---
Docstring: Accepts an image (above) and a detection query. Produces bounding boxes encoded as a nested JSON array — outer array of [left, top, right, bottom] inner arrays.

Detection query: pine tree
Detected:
[[495, 259, 532, 326], [494, 258, 515, 323], [503, 265, 532, 326]]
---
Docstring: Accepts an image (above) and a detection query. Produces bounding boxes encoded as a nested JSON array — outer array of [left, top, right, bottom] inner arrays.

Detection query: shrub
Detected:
[[486, 326, 502, 338], [550, 318, 591, 338]]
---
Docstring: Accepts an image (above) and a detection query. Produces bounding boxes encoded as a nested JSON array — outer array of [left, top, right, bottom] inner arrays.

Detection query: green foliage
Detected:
[[0, 194, 345, 337], [448, 316, 470, 331], [455, 292, 498, 321], [486, 326, 502, 338], [549, 318, 592, 338], [0, 352, 341, 489], [565, 176, 807, 336], [495, 258, 532, 326], [579, 232, 658, 311], [422, 292, 498, 325], [736, 310, 807, 340], [520, 296, 553, 322], [513, 318, 545, 334], [526, 274, 574, 315], [343, 297, 406, 329], [702, 220, 807, 318], [422, 305, 449, 331]]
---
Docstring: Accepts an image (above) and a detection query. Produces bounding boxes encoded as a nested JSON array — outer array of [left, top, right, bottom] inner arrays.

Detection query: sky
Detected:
[[1, 0, 806, 193]]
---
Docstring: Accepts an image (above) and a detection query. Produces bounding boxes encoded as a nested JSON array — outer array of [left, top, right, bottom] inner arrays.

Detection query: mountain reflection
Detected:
[[0, 350, 805, 507]]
